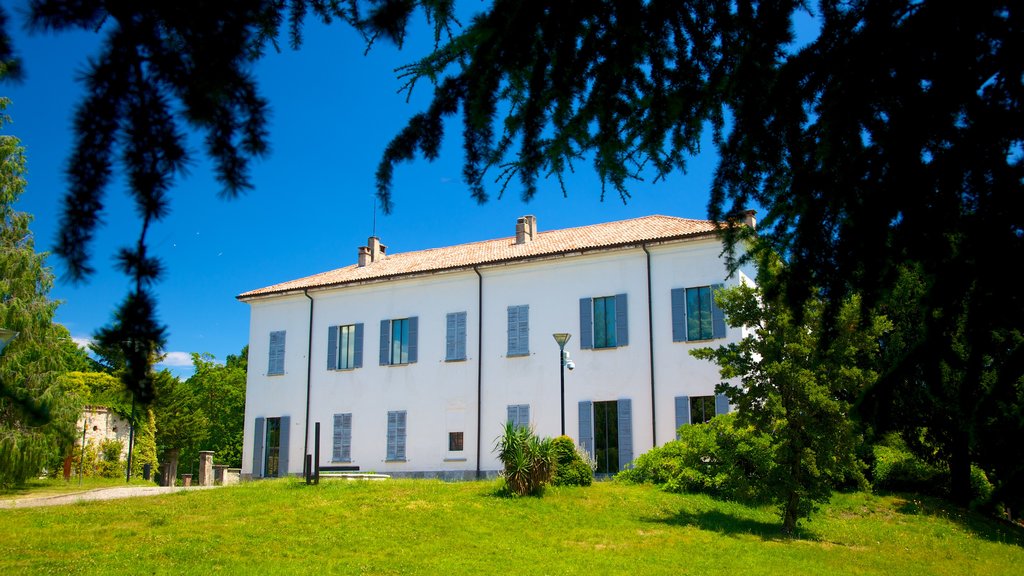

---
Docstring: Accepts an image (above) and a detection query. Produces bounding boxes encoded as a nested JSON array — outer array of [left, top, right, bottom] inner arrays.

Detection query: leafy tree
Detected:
[[691, 264, 889, 534], [0, 99, 83, 486], [151, 368, 209, 477], [131, 408, 158, 480], [187, 351, 247, 467]]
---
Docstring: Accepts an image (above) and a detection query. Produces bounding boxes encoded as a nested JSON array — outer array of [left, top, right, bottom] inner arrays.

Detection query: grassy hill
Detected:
[[2, 478, 1021, 574]]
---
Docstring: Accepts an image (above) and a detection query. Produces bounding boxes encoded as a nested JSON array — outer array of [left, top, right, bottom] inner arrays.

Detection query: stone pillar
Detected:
[[163, 448, 179, 486], [213, 464, 228, 485], [198, 451, 215, 486]]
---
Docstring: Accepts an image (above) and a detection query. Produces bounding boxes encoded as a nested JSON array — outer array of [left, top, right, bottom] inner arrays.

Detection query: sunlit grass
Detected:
[[1, 478, 1021, 575], [0, 476, 157, 498]]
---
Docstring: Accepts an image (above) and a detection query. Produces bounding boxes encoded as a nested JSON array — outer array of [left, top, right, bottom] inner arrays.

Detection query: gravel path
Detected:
[[0, 485, 222, 509]]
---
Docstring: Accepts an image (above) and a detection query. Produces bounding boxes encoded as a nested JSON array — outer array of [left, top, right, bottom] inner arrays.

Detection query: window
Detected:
[[379, 317, 418, 365], [675, 394, 731, 432], [507, 305, 529, 356], [580, 294, 629, 349], [332, 413, 352, 462], [386, 411, 407, 461], [268, 330, 286, 375], [448, 431, 464, 452], [690, 396, 716, 424], [507, 404, 530, 430], [446, 312, 467, 361], [671, 285, 726, 342], [328, 324, 363, 370]]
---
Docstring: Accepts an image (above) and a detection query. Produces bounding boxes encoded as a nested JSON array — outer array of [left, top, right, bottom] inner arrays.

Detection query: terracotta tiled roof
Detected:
[[237, 215, 728, 300]]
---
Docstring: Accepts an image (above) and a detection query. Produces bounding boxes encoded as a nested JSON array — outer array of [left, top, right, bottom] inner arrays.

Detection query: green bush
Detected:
[[551, 435, 594, 487], [495, 422, 555, 496], [870, 435, 993, 509], [98, 439, 124, 479], [617, 413, 775, 503]]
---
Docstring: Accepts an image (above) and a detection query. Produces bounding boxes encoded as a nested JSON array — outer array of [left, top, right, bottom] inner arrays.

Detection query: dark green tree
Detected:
[[692, 260, 889, 534], [0, 99, 83, 486]]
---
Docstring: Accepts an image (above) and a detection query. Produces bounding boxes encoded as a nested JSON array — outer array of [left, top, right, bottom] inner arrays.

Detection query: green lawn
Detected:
[[1, 478, 1021, 575], [0, 476, 158, 498]]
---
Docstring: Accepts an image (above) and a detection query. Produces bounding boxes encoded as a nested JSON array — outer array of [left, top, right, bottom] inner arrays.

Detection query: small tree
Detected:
[[691, 262, 889, 534], [495, 422, 555, 496]]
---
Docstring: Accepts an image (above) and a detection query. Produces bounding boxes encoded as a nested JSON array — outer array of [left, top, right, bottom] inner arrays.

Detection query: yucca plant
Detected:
[[495, 421, 555, 496]]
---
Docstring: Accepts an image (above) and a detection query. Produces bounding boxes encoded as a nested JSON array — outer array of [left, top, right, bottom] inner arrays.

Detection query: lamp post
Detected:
[[552, 333, 571, 436]]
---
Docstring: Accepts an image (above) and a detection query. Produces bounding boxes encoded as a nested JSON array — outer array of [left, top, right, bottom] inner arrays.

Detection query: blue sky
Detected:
[[3, 6, 811, 377]]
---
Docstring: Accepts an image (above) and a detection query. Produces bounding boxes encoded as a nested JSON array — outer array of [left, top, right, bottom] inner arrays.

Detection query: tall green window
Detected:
[[328, 324, 363, 370], [593, 296, 617, 348], [686, 286, 714, 341], [379, 317, 418, 366]]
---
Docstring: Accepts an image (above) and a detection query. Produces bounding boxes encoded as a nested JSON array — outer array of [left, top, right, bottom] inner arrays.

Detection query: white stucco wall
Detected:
[[241, 234, 754, 478]]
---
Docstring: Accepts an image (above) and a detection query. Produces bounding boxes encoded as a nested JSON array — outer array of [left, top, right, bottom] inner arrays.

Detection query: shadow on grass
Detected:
[[884, 491, 1024, 548], [644, 507, 819, 542]]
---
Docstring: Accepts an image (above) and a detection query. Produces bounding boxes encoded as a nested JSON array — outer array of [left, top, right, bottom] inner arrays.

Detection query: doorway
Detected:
[[593, 401, 619, 474], [265, 417, 281, 478]]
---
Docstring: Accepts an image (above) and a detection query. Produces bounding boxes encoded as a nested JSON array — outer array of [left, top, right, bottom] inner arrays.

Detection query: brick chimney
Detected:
[[515, 215, 537, 244], [357, 237, 387, 267]]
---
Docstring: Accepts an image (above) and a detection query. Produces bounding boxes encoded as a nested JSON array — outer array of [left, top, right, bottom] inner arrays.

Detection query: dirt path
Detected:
[[0, 485, 222, 509]]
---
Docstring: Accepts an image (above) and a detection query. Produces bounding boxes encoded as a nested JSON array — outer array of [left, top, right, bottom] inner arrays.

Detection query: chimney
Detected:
[[515, 215, 537, 244], [368, 236, 386, 261], [743, 210, 757, 230], [357, 237, 387, 267]]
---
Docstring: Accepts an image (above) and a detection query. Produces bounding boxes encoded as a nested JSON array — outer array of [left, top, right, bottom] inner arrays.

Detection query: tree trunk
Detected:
[[949, 430, 972, 506]]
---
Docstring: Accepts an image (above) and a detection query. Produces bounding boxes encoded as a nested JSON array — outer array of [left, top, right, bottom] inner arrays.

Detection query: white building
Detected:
[[238, 213, 756, 480]]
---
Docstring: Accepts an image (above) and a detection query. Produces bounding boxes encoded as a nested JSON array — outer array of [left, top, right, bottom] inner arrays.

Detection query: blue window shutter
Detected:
[[340, 413, 352, 461], [506, 306, 518, 355], [617, 398, 633, 471], [507, 405, 516, 426], [379, 319, 390, 366], [268, 330, 286, 375], [712, 284, 727, 339], [715, 393, 730, 416], [327, 326, 338, 370], [396, 411, 407, 460], [387, 412, 397, 460], [408, 316, 418, 363], [674, 396, 690, 438], [521, 405, 530, 428], [456, 312, 467, 360], [446, 313, 457, 360], [353, 323, 364, 368], [278, 415, 290, 477], [332, 414, 344, 461], [520, 305, 529, 355], [615, 293, 629, 346], [252, 417, 265, 478], [508, 305, 528, 356], [579, 298, 593, 349], [578, 401, 594, 459], [671, 288, 686, 342]]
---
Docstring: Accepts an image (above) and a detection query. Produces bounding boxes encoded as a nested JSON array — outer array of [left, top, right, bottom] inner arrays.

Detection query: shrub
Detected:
[[617, 413, 775, 503], [870, 435, 993, 509], [98, 439, 124, 479], [551, 435, 593, 487], [495, 422, 555, 496]]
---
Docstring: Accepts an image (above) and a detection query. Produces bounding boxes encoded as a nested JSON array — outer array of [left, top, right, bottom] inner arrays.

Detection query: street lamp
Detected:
[[552, 333, 572, 436]]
